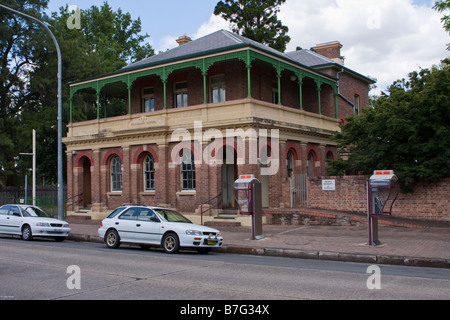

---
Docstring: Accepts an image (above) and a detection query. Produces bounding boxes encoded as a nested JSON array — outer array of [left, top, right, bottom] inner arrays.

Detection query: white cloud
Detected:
[[193, 14, 230, 39], [153, 14, 229, 53], [278, 0, 448, 94], [155, 35, 178, 53], [159, 0, 447, 96]]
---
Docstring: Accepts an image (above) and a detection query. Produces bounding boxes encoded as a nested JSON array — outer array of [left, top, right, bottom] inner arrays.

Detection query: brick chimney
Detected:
[[176, 34, 192, 46], [313, 41, 343, 65]]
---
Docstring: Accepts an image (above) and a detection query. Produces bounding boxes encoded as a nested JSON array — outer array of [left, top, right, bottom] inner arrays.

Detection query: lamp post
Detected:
[[0, 4, 64, 219]]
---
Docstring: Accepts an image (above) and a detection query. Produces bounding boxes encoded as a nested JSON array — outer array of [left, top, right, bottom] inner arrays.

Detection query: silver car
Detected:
[[98, 206, 223, 254], [0, 204, 71, 242]]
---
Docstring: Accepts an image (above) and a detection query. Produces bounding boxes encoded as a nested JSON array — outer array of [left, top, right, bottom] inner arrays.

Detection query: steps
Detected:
[[75, 205, 92, 214], [66, 206, 98, 224], [65, 215, 91, 223], [214, 209, 238, 219], [206, 209, 242, 227]]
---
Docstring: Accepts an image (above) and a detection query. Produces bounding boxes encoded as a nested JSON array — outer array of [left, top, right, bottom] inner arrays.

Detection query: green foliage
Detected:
[[0, 0, 153, 188], [0, 0, 50, 187], [328, 60, 450, 192], [214, 0, 290, 52], [433, 0, 450, 50]]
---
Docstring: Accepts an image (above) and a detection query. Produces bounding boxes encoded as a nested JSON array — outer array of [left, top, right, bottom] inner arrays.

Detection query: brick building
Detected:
[[64, 30, 374, 217]]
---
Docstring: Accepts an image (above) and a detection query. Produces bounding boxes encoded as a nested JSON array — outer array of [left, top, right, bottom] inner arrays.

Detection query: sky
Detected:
[[46, 0, 449, 95]]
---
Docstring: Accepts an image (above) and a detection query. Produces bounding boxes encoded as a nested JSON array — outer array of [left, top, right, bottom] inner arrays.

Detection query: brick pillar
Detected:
[[195, 142, 210, 208], [278, 140, 288, 208], [73, 166, 83, 212], [208, 157, 220, 202], [156, 144, 169, 207], [66, 151, 73, 211], [130, 161, 139, 205], [91, 149, 101, 212], [122, 146, 131, 204], [299, 142, 308, 175], [243, 137, 259, 177], [318, 144, 326, 176], [100, 149, 108, 211]]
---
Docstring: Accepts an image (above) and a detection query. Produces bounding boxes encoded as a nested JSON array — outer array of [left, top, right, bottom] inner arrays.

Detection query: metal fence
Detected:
[[0, 186, 66, 217], [290, 173, 308, 208]]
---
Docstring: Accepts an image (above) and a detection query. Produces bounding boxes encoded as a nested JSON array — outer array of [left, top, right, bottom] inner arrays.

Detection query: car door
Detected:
[[115, 208, 140, 243], [0, 206, 23, 235], [134, 208, 162, 244], [0, 206, 11, 233]]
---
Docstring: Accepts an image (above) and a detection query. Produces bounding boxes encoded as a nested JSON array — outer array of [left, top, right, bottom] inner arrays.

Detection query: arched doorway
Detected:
[[221, 146, 237, 208]]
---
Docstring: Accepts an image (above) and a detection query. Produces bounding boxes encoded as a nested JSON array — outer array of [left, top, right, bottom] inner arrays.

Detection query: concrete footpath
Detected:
[[67, 213, 450, 269]]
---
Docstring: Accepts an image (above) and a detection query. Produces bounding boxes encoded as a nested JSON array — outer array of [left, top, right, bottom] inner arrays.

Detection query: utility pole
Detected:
[[20, 129, 36, 206], [0, 4, 63, 219]]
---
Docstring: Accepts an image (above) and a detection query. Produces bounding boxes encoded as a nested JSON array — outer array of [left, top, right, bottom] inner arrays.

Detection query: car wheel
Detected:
[[162, 232, 180, 254], [105, 229, 120, 249], [22, 225, 33, 241], [55, 237, 65, 242]]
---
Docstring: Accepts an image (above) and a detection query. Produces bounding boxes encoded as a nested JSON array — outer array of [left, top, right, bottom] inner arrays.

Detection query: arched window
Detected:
[[181, 150, 195, 190], [326, 151, 334, 168], [287, 150, 294, 178], [111, 156, 122, 192], [307, 151, 316, 177], [144, 154, 155, 191], [326, 151, 335, 161]]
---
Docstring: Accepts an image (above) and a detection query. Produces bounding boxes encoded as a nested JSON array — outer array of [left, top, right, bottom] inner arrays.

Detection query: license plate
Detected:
[[207, 240, 217, 245]]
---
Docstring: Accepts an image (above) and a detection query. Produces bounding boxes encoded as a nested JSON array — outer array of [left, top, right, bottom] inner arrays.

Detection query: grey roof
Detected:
[[70, 29, 372, 85], [122, 29, 289, 72], [122, 29, 341, 74], [285, 49, 335, 67]]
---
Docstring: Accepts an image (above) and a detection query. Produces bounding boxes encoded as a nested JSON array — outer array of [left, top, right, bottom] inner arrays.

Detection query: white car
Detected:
[[0, 204, 71, 242], [98, 206, 223, 254]]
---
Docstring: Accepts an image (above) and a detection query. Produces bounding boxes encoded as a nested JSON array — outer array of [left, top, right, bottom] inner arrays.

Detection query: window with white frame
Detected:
[[111, 156, 122, 192], [174, 82, 188, 108], [210, 74, 225, 103], [142, 87, 155, 113], [181, 150, 195, 190], [144, 154, 155, 191]]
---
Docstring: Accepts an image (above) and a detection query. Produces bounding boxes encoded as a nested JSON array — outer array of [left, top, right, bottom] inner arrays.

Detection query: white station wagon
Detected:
[[0, 204, 71, 241], [98, 205, 223, 254]]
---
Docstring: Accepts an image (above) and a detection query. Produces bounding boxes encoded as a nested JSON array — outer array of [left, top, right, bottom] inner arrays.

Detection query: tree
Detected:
[[214, 0, 290, 52], [0, 0, 50, 187], [434, 0, 450, 50], [328, 60, 450, 192], [0, 1, 154, 187]]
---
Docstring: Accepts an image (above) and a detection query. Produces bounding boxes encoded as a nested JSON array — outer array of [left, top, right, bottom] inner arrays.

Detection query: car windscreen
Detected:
[[154, 209, 192, 223], [22, 206, 50, 218]]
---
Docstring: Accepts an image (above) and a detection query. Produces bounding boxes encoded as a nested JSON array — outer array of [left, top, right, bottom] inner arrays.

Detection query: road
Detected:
[[1, 236, 449, 303]]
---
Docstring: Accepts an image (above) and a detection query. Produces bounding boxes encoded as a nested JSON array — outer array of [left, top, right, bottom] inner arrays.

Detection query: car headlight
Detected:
[[36, 222, 50, 227], [186, 230, 202, 236]]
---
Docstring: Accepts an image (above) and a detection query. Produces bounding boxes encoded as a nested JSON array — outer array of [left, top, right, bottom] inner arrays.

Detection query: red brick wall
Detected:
[[338, 72, 370, 118], [308, 175, 450, 222], [392, 178, 450, 221], [308, 176, 368, 213]]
